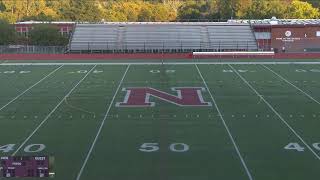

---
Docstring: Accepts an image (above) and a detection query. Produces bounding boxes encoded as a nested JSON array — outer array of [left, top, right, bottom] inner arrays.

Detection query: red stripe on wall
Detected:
[[1, 53, 320, 60]]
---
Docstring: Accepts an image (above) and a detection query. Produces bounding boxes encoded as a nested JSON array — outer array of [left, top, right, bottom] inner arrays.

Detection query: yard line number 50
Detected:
[[139, 143, 189, 153]]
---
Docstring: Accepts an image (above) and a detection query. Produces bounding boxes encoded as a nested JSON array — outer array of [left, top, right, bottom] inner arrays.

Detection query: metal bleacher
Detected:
[[208, 25, 258, 50], [124, 25, 202, 51], [69, 22, 258, 53]]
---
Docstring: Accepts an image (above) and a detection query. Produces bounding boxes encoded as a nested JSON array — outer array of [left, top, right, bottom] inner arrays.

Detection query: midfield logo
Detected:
[[116, 87, 212, 107]]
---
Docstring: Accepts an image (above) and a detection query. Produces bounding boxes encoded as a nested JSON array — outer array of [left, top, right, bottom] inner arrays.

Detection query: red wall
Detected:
[[0, 53, 191, 60], [1, 53, 320, 60]]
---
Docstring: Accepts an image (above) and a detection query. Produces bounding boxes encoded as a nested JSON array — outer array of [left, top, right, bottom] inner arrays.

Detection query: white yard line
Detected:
[[228, 64, 320, 160], [195, 64, 253, 180], [76, 65, 130, 180], [1, 62, 320, 66], [0, 65, 63, 112], [12, 65, 97, 156], [262, 64, 320, 106]]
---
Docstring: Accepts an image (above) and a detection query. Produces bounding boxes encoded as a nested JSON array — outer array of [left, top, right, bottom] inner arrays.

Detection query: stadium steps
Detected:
[[200, 26, 211, 49], [117, 26, 126, 50]]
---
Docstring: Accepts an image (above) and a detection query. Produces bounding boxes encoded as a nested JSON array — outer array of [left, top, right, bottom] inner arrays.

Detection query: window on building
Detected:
[[317, 31, 320, 37]]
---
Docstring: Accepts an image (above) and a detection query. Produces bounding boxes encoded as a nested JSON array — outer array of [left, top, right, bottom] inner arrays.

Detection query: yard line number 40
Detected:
[[0, 144, 45, 153], [284, 142, 320, 152]]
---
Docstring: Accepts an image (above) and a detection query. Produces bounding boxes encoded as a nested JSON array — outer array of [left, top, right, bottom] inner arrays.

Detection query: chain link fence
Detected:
[[0, 45, 67, 54], [69, 40, 259, 54]]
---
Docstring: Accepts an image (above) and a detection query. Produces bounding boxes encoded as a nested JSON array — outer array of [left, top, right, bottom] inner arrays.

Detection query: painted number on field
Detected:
[[284, 142, 320, 152], [222, 69, 256, 73], [69, 70, 103, 74], [24, 144, 46, 153], [139, 143, 189, 152], [0, 144, 46, 153], [295, 69, 320, 73], [139, 143, 159, 152], [150, 70, 176, 73], [169, 143, 190, 152], [0, 71, 31, 74], [284, 143, 305, 152], [0, 144, 15, 153]]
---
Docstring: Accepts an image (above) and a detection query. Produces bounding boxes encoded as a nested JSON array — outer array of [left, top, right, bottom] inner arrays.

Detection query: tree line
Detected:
[[0, 0, 319, 23], [0, 0, 319, 46]]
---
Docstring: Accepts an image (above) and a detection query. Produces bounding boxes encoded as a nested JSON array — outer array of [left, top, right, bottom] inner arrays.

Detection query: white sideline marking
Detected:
[[76, 65, 130, 180], [195, 64, 253, 180], [0, 65, 63, 112], [1, 61, 320, 66], [229, 64, 320, 160], [193, 51, 275, 56], [12, 65, 97, 156], [262, 64, 320, 106]]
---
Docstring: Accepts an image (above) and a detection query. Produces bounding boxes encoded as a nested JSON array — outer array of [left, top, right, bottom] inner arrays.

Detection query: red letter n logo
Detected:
[[116, 87, 212, 107]]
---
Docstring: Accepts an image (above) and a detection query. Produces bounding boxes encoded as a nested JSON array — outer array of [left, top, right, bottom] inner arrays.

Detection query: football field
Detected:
[[1, 60, 320, 180]]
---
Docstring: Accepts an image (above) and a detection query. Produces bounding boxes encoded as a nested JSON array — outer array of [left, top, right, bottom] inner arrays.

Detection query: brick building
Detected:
[[14, 21, 75, 37], [250, 18, 320, 52]]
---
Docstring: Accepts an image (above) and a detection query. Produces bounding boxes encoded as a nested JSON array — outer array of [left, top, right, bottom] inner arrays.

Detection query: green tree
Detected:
[[243, 0, 288, 19], [236, 0, 253, 18], [104, 1, 176, 22], [61, 0, 103, 21], [1, 0, 320, 23], [0, 1, 5, 12], [0, 19, 16, 45], [153, 4, 174, 21], [29, 24, 68, 46], [21, 12, 55, 21], [216, 0, 237, 19], [305, 0, 320, 8], [0, 0, 58, 23], [285, 0, 319, 18], [177, 0, 209, 20], [138, 6, 153, 21]]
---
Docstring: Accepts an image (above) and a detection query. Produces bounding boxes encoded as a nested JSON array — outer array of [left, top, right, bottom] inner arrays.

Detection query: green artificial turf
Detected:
[[0, 61, 320, 180]]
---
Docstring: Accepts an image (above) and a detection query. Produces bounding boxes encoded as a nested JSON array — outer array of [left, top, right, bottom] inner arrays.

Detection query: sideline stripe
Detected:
[[0, 65, 63, 112], [12, 65, 97, 155], [262, 64, 320, 106], [195, 64, 254, 180], [1, 62, 320, 66], [76, 65, 130, 180], [229, 64, 320, 160]]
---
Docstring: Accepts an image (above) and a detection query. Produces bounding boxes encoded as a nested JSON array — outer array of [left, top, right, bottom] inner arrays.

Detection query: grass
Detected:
[[0, 60, 320, 180]]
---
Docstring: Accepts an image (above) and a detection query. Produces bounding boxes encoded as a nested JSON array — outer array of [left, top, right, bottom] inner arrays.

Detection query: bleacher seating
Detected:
[[69, 22, 258, 52], [208, 25, 258, 50]]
